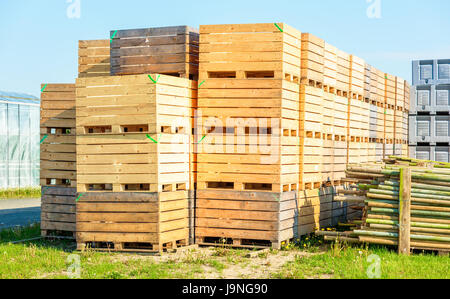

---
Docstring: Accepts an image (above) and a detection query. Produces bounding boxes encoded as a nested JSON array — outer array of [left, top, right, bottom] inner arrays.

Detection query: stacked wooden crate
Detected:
[[394, 77, 405, 156], [75, 74, 194, 251], [78, 40, 110, 78], [195, 23, 301, 248], [372, 67, 385, 158], [110, 26, 199, 80], [366, 64, 378, 162], [300, 33, 324, 188], [323, 42, 347, 182], [348, 55, 369, 164], [40, 84, 77, 237], [403, 81, 410, 156], [385, 74, 396, 156]]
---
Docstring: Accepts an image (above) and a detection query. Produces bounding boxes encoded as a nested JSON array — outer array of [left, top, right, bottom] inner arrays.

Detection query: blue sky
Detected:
[[1, 0, 450, 97]]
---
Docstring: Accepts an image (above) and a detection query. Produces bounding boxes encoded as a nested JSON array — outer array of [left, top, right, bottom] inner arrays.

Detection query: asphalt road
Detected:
[[0, 198, 41, 230]]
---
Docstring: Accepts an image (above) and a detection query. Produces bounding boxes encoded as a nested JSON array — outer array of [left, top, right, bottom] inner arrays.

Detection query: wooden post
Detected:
[[399, 167, 411, 255]]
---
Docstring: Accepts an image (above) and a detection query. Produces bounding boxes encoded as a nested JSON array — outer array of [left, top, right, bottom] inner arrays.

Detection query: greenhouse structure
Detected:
[[0, 91, 40, 189]]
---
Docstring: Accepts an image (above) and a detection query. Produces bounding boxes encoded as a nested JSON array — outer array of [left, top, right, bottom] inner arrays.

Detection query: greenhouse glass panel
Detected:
[[0, 91, 40, 189]]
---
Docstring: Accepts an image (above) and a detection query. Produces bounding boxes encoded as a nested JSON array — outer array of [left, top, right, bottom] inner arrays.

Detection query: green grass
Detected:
[[0, 225, 448, 279], [0, 188, 41, 199], [0, 224, 211, 279], [273, 242, 450, 279]]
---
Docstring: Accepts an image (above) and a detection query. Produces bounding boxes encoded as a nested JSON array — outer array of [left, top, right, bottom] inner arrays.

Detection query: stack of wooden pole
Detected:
[[319, 156, 450, 254]]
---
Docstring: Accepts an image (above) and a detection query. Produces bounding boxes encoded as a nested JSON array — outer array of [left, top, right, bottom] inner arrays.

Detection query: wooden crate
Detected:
[[348, 98, 363, 138], [364, 63, 372, 100], [348, 138, 361, 164], [333, 93, 348, 181], [323, 42, 338, 89], [40, 83, 76, 236], [322, 90, 335, 181], [301, 33, 324, 84], [300, 85, 323, 189], [40, 84, 76, 188], [350, 55, 365, 98], [196, 79, 300, 193], [199, 23, 301, 80], [110, 26, 199, 79], [385, 107, 395, 141], [402, 110, 409, 144], [75, 74, 195, 193], [76, 191, 189, 252], [195, 190, 297, 249], [369, 101, 379, 140], [385, 142, 394, 158], [374, 68, 386, 104], [196, 23, 301, 193], [336, 49, 350, 93], [386, 73, 396, 106], [41, 186, 76, 237], [402, 144, 408, 157], [376, 143, 384, 160], [369, 65, 378, 102], [78, 40, 110, 78], [395, 77, 405, 109], [367, 142, 377, 162], [404, 81, 410, 112]]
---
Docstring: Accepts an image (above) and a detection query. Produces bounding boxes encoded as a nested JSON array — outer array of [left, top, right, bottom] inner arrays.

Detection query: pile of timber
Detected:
[[320, 156, 450, 254]]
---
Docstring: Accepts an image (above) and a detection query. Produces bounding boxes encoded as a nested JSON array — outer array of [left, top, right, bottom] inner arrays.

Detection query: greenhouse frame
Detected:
[[0, 91, 40, 189]]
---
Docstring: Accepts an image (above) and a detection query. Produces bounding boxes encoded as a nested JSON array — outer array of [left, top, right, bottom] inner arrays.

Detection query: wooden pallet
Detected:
[[40, 84, 76, 188], [76, 191, 189, 252], [78, 40, 110, 78], [110, 26, 199, 79], [41, 186, 76, 237], [76, 74, 195, 193], [195, 189, 297, 249]]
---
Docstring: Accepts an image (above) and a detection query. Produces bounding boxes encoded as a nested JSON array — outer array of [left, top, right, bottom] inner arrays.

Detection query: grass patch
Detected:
[[0, 188, 41, 199], [1, 225, 448, 279], [272, 244, 450, 279], [0, 223, 41, 243], [0, 225, 213, 279]]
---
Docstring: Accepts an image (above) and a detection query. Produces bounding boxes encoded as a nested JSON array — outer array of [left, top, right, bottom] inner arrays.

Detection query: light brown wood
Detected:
[[399, 167, 412, 255]]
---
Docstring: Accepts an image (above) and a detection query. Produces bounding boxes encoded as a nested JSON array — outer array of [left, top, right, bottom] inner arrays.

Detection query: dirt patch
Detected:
[[111, 246, 322, 279]]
